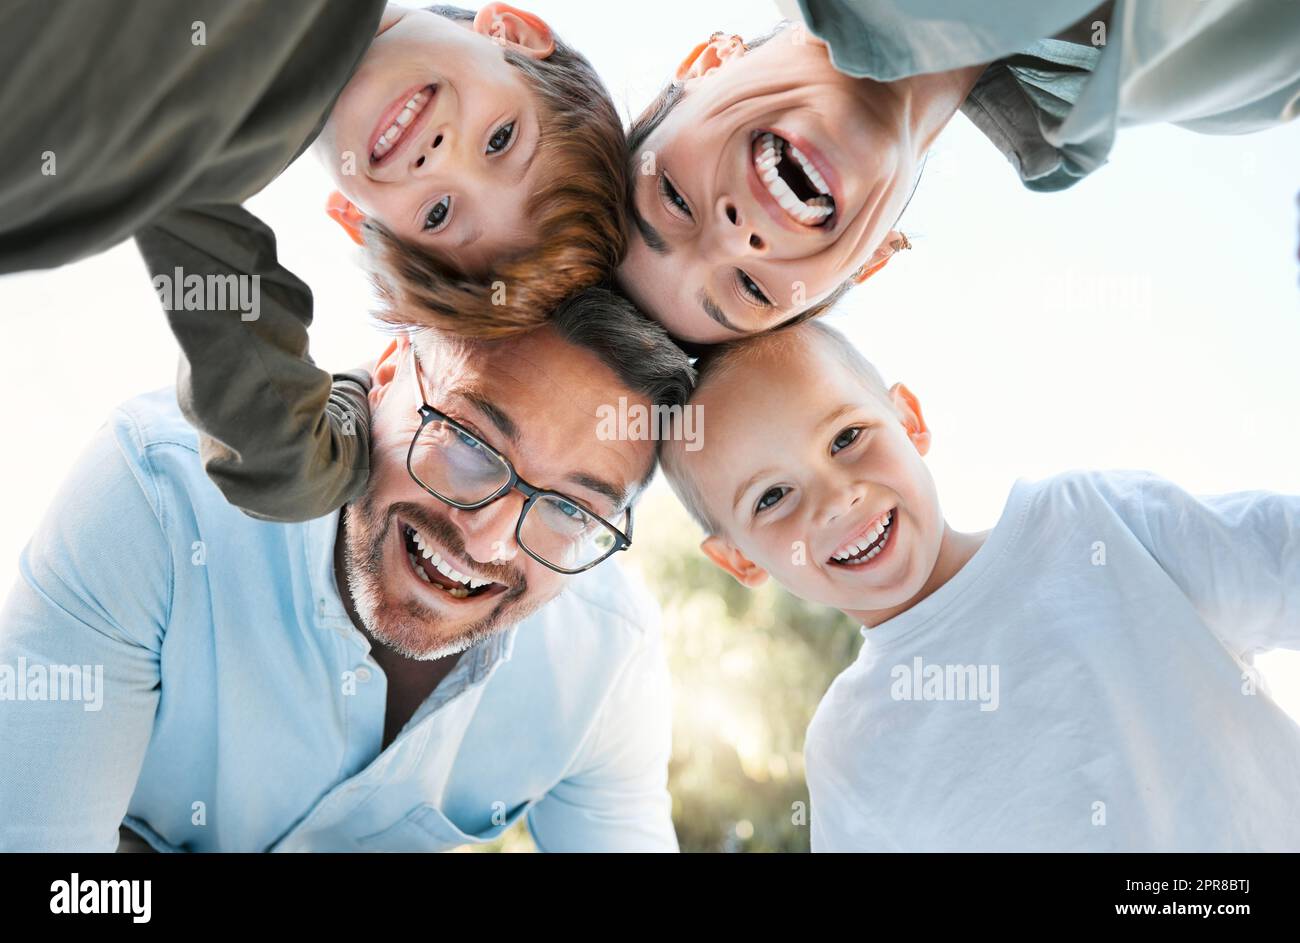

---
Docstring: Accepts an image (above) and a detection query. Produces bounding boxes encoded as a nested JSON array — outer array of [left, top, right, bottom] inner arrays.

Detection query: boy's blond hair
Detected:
[[365, 5, 628, 340], [660, 322, 890, 536]]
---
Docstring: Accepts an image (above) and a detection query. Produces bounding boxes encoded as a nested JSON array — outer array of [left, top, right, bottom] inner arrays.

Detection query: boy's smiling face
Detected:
[[618, 26, 919, 343], [678, 329, 945, 614], [315, 4, 555, 275]]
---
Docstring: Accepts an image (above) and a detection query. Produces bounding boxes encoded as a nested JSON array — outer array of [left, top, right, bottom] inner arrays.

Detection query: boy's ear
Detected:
[[889, 382, 932, 456], [675, 33, 746, 81], [473, 3, 555, 59], [852, 229, 908, 284], [326, 191, 367, 246], [700, 535, 769, 589]]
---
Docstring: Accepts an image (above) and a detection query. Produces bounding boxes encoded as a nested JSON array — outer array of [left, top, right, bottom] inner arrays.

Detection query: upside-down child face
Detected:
[[315, 3, 556, 275], [673, 328, 946, 613], [618, 25, 918, 343]]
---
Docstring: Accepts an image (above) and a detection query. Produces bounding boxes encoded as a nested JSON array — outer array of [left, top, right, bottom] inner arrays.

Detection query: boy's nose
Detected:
[[715, 197, 767, 257], [411, 124, 453, 175], [817, 483, 867, 527]]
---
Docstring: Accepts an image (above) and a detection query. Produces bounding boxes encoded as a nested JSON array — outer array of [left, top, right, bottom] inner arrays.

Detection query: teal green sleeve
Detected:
[[793, 0, 1099, 80], [135, 205, 371, 522]]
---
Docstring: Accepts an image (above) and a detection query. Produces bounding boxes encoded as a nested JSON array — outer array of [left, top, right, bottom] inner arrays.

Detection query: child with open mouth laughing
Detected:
[[660, 321, 1300, 851]]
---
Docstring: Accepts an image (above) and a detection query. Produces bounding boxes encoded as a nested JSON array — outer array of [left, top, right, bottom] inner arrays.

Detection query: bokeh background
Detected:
[[1, 1, 1297, 852]]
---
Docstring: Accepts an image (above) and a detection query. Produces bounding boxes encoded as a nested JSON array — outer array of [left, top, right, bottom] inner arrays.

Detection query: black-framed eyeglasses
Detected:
[[403, 343, 632, 575]]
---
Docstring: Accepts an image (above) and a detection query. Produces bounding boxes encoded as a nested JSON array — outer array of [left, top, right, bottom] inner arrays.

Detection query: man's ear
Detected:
[[852, 230, 909, 284], [326, 191, 367, 246], [700, 535, 769, 588], [368, 337, 404, 410], [675, 33, 746, 81], [473, 3, 555, 59], [888, 382, 932, 456]]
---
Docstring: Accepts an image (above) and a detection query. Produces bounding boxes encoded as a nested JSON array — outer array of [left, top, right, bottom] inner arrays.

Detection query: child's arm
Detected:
[[1116, 472, 1300, 657], [135, 204, 370, 522]]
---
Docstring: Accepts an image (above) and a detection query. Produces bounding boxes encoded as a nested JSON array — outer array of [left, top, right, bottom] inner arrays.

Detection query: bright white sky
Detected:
[[1, 0, 1298, 711]]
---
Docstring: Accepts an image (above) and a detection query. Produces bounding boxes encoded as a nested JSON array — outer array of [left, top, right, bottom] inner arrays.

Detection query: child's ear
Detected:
[[700, 535, 769, 588], [852, 230, 908, 284], [473, 3, 555, 59], [326, 191, 367, 246], [675, 33, 746, 81], [889, 382, 932, 456]]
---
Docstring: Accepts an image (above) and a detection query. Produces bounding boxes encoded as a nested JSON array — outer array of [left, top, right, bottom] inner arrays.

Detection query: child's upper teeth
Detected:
[[752, 132, 834, 225], [831, 512, 893, 561], [788, 144, 830, 195], [373, 90, 429, 158]]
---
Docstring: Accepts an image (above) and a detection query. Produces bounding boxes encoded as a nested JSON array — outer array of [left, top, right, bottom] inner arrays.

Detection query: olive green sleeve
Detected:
[[135, 204, 370, 522]]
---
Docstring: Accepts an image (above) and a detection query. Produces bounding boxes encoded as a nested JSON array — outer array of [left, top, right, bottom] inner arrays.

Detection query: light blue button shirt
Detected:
[[0, 390, 678, 852]]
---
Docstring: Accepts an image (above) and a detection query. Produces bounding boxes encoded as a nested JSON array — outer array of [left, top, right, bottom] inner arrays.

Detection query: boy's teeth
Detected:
[[831, 512, 893, 562], [753, 132, 835, 225], [788, 144, 830, 194], [373, 89, 430, 159]]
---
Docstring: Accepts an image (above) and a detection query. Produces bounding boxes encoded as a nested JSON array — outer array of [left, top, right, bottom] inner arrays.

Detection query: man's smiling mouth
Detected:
[[400, 521, 504, 601], [370, 84, 436, 164], [752, 131, 836, 227]]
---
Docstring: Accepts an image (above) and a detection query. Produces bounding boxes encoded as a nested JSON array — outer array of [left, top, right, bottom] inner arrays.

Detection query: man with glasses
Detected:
[[0, 289, 695, 852]]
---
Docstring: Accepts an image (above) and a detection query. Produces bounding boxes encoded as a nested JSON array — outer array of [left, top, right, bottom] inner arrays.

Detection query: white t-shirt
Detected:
[[805, 470, 1300, 852]]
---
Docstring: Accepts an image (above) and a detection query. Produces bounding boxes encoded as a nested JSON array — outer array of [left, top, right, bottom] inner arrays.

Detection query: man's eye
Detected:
[[659, 175, 692, 220], [487, 122, 515, 154], [831, 427, 862, 454], [423, 195, 451, 232], [755, 486, 789, 513], [737, 270, 771, 306]]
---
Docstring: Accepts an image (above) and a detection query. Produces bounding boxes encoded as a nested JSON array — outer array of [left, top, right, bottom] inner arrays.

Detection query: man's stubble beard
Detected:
[[340, 490, 546, 661]]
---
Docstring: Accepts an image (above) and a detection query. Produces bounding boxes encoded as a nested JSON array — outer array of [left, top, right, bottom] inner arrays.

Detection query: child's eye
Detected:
[[423, 195, 451, 232], [659, 174, 693, 221], [737, 269, 771, 306], [487, 122, 515, 154], [755, 486, 789, 514], [831, 426, 862, 454]]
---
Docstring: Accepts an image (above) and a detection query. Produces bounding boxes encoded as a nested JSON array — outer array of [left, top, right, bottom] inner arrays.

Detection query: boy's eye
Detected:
[[659, 174, 693, 221], [487, 122, 515, 154], [737, 269, 771, 306], [423, 195, 451, 232], [755, 486, 789, 514], [831, 426, 862, 454]]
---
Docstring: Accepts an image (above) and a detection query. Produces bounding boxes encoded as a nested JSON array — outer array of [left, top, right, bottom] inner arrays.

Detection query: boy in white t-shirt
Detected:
[[660, 321, 1300, 851]]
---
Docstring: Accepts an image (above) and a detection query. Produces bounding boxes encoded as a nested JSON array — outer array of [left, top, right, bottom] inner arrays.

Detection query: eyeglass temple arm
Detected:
[[407, 337, 426, 412]]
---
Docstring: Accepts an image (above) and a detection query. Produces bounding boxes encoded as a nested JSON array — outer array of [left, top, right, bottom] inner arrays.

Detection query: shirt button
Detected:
[[355, 666, 373, 683]]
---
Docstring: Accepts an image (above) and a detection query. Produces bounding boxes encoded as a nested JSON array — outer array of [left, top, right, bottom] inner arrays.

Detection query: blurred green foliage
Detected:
[[473, 486, 861, 853]]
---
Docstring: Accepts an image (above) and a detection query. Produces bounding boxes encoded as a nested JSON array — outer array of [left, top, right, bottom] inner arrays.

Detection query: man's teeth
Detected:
[[372, 89, 429, 159], [831, 511, 893, 563], [754, 132, 834, 225], [407, 527, 492, 597]]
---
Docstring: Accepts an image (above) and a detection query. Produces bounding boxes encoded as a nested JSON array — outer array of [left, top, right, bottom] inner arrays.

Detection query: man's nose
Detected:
[[450, 494, 521, 565]]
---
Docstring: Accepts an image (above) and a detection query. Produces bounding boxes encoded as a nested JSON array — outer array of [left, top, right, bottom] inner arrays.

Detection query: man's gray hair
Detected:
[[413, 286, 695, 411]]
